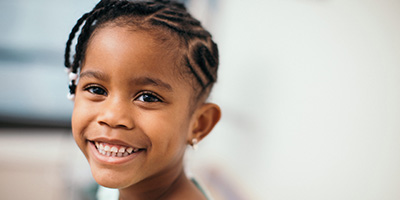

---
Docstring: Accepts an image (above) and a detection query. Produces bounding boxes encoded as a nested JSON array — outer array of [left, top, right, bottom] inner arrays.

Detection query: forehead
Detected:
[[82, 25, 186, 87], [88, 24, 177, 63]]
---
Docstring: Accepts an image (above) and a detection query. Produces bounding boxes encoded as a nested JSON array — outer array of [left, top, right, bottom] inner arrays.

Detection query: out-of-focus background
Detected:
[[1, 0, 399, 199]]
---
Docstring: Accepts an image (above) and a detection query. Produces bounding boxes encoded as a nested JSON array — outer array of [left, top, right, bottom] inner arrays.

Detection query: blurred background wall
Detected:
[[1, 0, 399, 200]]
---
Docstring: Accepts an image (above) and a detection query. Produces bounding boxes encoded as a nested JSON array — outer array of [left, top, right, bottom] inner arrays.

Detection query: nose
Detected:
[[97, 97, 135, 130]]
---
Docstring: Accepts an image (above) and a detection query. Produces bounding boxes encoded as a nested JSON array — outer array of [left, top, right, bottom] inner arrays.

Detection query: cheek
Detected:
[[140, 108, 191, 153], [71, 107, 85, 149], [71, 95, 95, 144]]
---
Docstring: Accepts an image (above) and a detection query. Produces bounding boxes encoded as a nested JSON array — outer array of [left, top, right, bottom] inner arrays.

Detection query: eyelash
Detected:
[[83, 85, 163, 103], [135, 91, 163, 103], [84, 84, 108, 96]]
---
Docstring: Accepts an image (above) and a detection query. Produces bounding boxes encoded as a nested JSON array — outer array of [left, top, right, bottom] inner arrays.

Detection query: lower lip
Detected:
[[88, 141, 142, 165]]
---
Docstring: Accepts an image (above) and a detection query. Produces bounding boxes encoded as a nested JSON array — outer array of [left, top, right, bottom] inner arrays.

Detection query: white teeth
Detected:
[[126, 147, 133, 154], [94, 142, 141, 157], [111, 146, 118, 153]]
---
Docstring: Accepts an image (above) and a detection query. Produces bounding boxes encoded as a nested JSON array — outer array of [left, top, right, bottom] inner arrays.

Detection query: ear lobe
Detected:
[[190, 103, 221, 142]]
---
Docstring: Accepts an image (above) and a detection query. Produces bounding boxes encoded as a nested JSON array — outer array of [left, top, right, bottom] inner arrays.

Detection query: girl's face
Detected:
[[72, 25, 196, 189]]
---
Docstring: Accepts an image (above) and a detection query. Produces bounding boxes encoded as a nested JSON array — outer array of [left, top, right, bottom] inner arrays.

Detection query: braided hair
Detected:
[[64, 0, 219, 101]]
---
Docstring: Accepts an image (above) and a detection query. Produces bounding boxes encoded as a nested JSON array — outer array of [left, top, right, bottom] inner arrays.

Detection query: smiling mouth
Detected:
[[90, 141, 145, 158]]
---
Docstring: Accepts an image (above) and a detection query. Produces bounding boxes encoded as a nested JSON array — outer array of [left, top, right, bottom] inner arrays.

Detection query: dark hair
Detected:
[[64, 0, 219, 100]]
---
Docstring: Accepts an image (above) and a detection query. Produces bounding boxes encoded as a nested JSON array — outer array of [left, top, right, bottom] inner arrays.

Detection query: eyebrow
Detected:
[[79, 70, 109, 82], [79, 70, 173, 92], [131, 77, 173, 92]]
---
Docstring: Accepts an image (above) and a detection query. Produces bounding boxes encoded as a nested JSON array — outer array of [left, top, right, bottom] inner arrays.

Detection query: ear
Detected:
[[188, 103, 221, 145]]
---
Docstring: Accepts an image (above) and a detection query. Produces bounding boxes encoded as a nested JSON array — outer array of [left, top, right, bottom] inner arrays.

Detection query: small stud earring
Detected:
[[191, 138, 198, 150]]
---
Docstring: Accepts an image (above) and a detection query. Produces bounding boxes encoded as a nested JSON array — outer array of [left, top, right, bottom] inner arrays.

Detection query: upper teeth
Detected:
[[95, 142, 139, 156]]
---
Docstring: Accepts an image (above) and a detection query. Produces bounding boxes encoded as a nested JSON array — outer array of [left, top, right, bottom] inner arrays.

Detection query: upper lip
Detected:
[[87, 137, 144, 149]]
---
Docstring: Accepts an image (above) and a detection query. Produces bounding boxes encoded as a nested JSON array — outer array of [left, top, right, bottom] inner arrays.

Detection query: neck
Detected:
[[118, 165, 189, 200]]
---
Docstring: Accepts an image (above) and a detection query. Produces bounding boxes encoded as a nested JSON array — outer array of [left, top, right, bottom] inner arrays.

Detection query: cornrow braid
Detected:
[[65, 0, 114, 70], [64, 0, 219, 100]]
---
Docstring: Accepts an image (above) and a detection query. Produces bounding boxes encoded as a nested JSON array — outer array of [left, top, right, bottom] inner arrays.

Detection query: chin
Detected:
[[90, 165, 136, 189]]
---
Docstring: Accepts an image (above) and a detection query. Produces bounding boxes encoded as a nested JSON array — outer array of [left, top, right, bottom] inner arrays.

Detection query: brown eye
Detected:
[[85, 86, 107, 96], [136, 92, 162, 103]]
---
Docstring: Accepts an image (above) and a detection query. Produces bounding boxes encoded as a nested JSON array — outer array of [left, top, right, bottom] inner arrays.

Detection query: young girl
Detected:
[[64, 0, 221, 199]]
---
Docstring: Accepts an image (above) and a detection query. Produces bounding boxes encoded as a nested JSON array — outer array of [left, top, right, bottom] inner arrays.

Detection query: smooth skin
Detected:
[[71, 25, 221, 200]]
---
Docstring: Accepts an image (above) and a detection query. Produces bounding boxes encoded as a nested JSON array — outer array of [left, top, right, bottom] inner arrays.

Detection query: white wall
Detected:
[[191, 0, 400, 199]]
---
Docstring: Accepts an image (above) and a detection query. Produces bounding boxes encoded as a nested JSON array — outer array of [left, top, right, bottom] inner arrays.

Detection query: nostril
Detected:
[[98, 120, 132, 129], [116, 124, 128, 129], [97, 107, 134, 129], [98, 121, 108, 126]]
